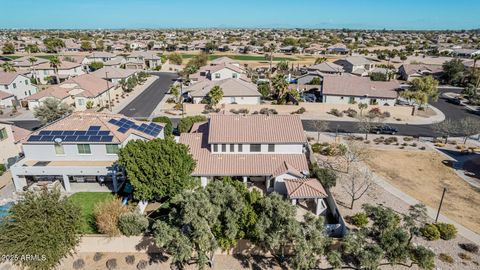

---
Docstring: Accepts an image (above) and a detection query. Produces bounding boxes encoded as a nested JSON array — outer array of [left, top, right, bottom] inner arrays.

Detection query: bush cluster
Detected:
[[152, 116, 173, 137], [118, 212, 149, 236], [178, 115, 207, 133], [343, 108, 357, 118], [291, 107, 306, 114], [329, 108, 343, 117], [421, 224, 441, 240], [350, 212, 369, 228], [94, 199, 130, 236], [230, 108, 249, 114], [459, 243, 479, 254], [436, 223, 458, 240]]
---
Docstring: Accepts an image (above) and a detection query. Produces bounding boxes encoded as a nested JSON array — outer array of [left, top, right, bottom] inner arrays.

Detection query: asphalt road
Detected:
[[119, 72, 178, 118], [303, 87, 480, 137], [12, 87, 479, 137]]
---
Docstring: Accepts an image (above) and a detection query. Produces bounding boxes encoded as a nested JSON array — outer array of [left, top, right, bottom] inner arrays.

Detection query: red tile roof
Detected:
[[322, 75, 400, 99], [285, 178, 328, 199], [208, 114, 306, 144]]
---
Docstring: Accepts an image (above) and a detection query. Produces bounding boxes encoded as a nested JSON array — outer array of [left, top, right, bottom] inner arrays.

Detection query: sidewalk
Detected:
[[373, 171, 480, 245]]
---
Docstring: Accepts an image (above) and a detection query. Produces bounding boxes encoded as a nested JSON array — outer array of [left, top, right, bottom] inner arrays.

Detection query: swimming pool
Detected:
[[0, 203, 12, 218]]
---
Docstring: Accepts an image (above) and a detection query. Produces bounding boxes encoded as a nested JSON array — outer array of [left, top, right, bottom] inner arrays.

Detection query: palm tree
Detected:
[[314, 57, 327, 65], [472, 54, 480, 69], [49, 56, 61, 84], [266, 43, 276, 72], [1, 62, 16, 72], [28, 57, 38, 83]]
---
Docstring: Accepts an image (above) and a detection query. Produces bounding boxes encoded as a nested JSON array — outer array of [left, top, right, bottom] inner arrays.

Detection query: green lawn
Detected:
[[0, 55, 59, 61], [0, 55, 22, 60], [180, 53, 296, 62], [69, 192, 115, 234]]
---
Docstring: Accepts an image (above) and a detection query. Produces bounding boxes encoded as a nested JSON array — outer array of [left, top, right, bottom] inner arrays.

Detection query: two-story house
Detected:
[[0, 120, 30, 167], [33, 60, 85, 84], [0, 72, 38, 107], [125, 51, 162, 69], [10, 112, 164, 193], [179, 114, 329, 216], [334, 56, 374, 77], [82, 52, 119, 64]]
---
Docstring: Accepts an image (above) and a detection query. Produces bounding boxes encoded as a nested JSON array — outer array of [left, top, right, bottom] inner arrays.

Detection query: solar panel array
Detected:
[[27, 125, 114, 142], [108, 118, 163, 137]]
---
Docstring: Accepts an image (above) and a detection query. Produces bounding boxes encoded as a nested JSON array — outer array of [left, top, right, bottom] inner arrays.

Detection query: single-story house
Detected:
[[91, 67, 137, 85], [398, 64, 443, 81], [186, 78, 261, 104]]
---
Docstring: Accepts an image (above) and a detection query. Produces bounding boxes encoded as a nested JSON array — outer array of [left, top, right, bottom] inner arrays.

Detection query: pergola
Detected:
[[284, 178, 329, 216]]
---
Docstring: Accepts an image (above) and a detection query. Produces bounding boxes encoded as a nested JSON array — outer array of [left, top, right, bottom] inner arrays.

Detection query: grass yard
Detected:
[[69, 192, 115, 234], [365, 149, 480, 234], [180, 53, 296, 62], [0, 55, 22, 60]]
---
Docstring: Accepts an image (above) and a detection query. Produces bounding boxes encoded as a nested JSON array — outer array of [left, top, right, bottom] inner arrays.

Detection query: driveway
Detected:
[[119, 72, 178, 118]]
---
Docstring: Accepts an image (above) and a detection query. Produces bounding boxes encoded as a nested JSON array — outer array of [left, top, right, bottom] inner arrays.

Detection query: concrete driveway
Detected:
[[119, 72, 178, 118]]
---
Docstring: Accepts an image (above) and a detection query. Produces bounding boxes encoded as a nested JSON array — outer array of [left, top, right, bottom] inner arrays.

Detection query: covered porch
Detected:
[[284, 178, 329, 216]]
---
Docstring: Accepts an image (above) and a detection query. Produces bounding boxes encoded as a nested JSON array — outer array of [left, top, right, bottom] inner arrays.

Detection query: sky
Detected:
[[1, 0, 479, 30]]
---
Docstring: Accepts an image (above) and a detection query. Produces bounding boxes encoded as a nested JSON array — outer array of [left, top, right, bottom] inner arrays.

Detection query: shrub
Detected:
[[165, 97, 176, 103], [436, 223, 457, 240], [438, 253, 454, 264], [125, 255, 136, 265], [93, 252, 104, 262], [178, 115, 207, 133], [344, 108, 358, 118], [118, 212, 149, 236], [382, 111, 391, 118], [459, 243, 479, 254], [311, 143, 322, 154], [137, 259, 148, 270], [94, 199, 130, 236], [0, 164, 5, 176], [403, 136, 413, 142], [458, 252, 472, 261], [420, 146, 426, 150], [259, 108, 278, 115], [421, 224, 441, 241], [351, 212, 369, 228], [152, 116, 173, 137], [292, 107, 306, 114], [106, 258, 117, 270], [368, 107, 382, 118], [230, 108, 249, 114], [73, 259, 85, 269], [329, 108, 343, 117]]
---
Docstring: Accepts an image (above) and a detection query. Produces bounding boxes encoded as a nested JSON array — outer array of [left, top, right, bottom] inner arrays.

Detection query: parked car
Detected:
[[447, 97, 462, 105], [301, 92, 317, 102], [370, 125, 398, 135]]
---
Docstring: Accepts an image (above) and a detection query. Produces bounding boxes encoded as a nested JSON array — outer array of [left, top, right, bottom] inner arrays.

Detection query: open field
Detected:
[[365, 149, 480, 234], [69, 192, 115, 234]]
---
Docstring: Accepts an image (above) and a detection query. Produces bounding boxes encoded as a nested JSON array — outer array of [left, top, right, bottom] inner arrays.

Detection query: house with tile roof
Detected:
[[32, 60, 85, 84], [0, 120, 30, 167], [180, 114, 309, 189], [0, 72, 38, 107], [125, 51, 162, 69], [10, 112, 164, 193], [91, 66, 137, 85], [321, 75, 400, 106], [398, 64, 443, 81], [186, 78, 261, 104], [334, 56, 374, 77]]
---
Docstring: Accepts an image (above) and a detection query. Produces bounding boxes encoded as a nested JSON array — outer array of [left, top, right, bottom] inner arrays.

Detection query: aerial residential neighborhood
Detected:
[[0, 1, 479, 270]]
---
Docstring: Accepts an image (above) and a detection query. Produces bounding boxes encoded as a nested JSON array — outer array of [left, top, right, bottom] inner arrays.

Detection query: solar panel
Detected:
[[108, 119, 118, 125], [74, 131, 87, 136], [65, 135, 78, 141], [62, 130, 76, 136], [77, 135, 90, 141], [117, 127, 129, 133], [88, 126, 101, 131], [100, 135, 113, 142], [89, 135, 102, 142], [98, 131, 110, 136], [51, 130, 63, 136], [86, 130, 99, 136], [39, 130, 52, 136], [28, 135, 42, 141], [40, 136, 54, 141]]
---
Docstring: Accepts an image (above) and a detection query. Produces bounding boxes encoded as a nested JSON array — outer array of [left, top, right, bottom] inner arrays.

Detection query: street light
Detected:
[[435, 187, 447, 223], [105, 71, 112, 112]]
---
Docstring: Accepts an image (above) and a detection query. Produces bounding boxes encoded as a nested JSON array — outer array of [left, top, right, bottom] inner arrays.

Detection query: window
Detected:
[[77, 144, 91, 154], [12, 83, 16, 89], [77, 99, 85, 106], [215, 73, 221, 79], [106, 144, 119, 154], [349, 97, 355, 104], [230, 97, 236, 103], [268, 144, 275, 152], [230, 144, 234, 152], [250, 144, 261, 152], [25, 80, 29, 85], [221, 144, 226, 152], [4, 85, 7, 90], [54, 144, 65, 155], [232, 73, 238, 78], [238, 144, 243, 152], [0, 128, 8, 140], [213, 144, 218, 152]]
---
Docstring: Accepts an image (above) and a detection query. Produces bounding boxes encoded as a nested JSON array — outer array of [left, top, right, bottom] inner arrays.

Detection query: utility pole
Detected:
[[435, 187, 447, 223], [105, 71, 112, 112]]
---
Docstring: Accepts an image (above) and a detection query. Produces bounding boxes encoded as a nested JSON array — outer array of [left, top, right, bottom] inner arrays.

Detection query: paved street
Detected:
[[119, 72, 178, 119]]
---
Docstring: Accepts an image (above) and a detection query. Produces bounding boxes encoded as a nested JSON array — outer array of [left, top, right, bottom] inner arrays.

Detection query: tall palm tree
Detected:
[[28, 57, 38, 83], [472, 54, 480, 69], [1, 62, 16, 72], [49, 56, 61, 84], [266, 43, 276, 72]]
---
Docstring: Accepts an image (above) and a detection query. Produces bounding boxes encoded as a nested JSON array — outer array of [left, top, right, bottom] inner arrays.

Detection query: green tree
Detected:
[[276, 60, 289, 74], [95, 39, 104, 51], [401, 76, 439, 108], [2, 42, 15, 54], [152, 116, 173, 137], [169, 84, 181, 103], [168, 52, 183, 65], [118, 138, 197, 201], [358, 102, 368, 116], [257, 82, 271, 98], [178, 115, 207, 133], [25, 44, 40, 53], [271, 74, 289, 103], [49, 56, 62, 84], [314, 57, 327, 64], [207, 85, 224, 106], [311, 163, 337, 189], [28, 57, 38, 82], [80, 40, 93, 51], [309, 76, 321, 85], [0, 190, 82, 270], [442, 58, 466, 85], [89, 61, 104, 71], [33, 98, 73, 124], [1, 62, 16, 72], [43, 37, 65, 53]]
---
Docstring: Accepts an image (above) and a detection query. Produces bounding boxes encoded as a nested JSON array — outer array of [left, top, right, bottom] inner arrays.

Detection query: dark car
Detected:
[[301, 93, 317, 102], [447, 97, 462, 105], [370, 125, 398, 135]]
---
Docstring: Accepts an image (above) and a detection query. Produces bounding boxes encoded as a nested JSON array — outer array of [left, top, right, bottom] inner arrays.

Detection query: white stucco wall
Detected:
[[210, 143, 303, 154], [210, 68, 241, 81], [1, 75, 38, 100], [322, 95, 396, 106], [0, 123, 21, 164]]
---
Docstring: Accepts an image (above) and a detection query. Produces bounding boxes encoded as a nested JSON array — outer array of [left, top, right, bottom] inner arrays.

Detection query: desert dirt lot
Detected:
[[365, 149, 480, 234]]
